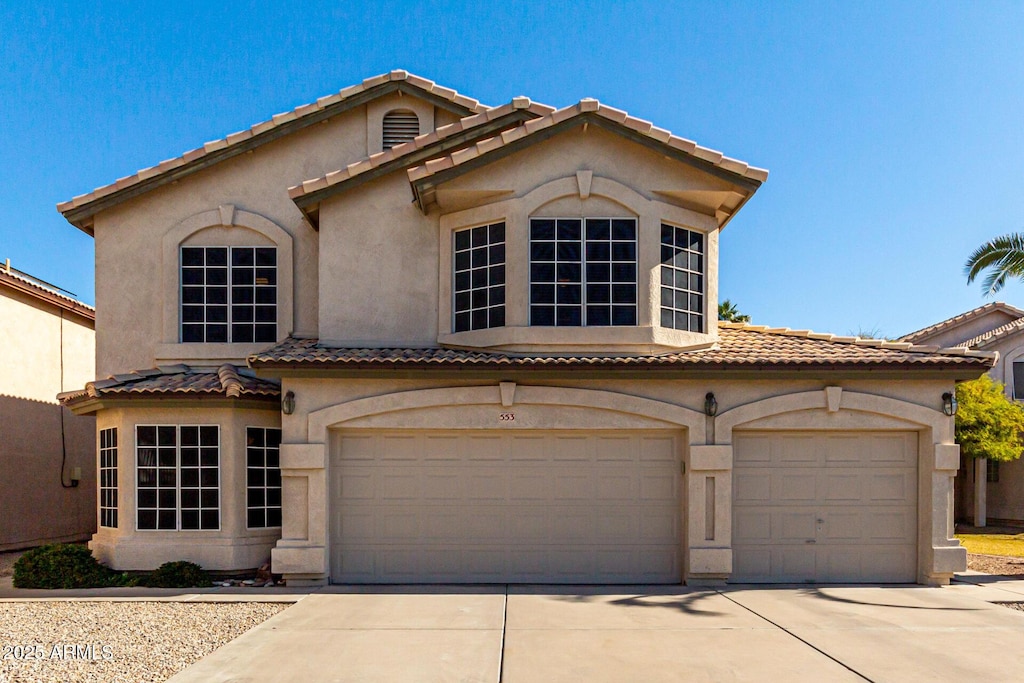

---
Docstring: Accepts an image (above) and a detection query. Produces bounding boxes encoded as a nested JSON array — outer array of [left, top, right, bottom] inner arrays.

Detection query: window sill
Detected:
[[438, 325, 716, 354], [155, 342, 275, 365]]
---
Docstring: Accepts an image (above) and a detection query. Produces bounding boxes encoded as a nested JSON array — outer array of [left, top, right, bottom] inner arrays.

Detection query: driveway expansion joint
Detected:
[[717, 589, 876, 683]]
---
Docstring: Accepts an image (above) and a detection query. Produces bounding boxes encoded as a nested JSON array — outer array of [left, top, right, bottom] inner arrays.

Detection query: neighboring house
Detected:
[[901, 302, 1024, 527], [0, 261, 96, 550], [58, 70, 994, 586]]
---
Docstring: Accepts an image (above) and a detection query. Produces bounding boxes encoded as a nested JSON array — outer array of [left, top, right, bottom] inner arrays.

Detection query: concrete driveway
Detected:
[[168, 577, 1024, 683]]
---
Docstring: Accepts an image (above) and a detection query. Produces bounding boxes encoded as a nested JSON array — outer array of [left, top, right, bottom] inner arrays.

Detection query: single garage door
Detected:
[[732, 431, 917, 583], [331, 429, 681, 583]]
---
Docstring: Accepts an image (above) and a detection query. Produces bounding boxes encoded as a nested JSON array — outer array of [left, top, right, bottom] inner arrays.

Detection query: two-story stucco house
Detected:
[[1, 261, 96, 551], [902, 302, 1024, 527], [59, 71, 994, 586]]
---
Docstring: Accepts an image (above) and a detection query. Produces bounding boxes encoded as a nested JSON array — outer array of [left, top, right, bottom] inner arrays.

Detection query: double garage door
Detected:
[[329, 428, 918, 584], [732, 431, 918, 583], [330, 430, 681, 583]]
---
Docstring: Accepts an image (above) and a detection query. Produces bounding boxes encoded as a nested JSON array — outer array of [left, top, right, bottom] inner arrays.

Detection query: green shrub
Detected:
[[13, 544, 127, 589], [138, 560, 211, 588]]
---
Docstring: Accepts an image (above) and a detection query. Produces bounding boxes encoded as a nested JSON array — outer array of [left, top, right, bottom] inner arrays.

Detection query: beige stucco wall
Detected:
[[270, 375, 962, 586], [89, 94, 459, 378], [89, 404, 281, 571], [316, 127, 733, 349], [0, 287, 96, 550], [911, 310, 1019, 349]]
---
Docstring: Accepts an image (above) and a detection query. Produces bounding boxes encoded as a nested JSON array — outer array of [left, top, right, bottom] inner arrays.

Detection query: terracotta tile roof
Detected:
[[57, 70, 486, 222], [899, 302, 1024, 344], [959, 317, 1024, 349], [405, 99, 770, 188], [59, 363, 280, 406], [0, 264, 95, 323], [247, 324, 994, 372], [289, 97, 556, 201]]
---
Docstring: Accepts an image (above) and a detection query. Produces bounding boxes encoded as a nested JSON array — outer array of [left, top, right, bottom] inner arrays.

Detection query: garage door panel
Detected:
[[776, 472, 816, 501], [869, 472, 912, 501], [822, 473, 861, 501], [734, 472, 771, 503], [777, 510, 817, 542], [734, 510, 771, 543], [641, 436, 677, 463], [332, 430, 681, 583], [732, 431, 917, 584], [778, 436, 818, 463]]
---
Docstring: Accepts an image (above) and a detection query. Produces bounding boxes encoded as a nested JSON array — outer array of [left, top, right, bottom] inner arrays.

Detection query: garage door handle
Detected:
[[805, 539, 816, 544]]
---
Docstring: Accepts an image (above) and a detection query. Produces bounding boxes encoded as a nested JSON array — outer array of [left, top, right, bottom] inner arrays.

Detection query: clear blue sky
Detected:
[[3, 2, 1023, 338]]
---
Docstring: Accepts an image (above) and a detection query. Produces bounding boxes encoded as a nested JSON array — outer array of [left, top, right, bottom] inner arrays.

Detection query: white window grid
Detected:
[[452, 222, 506, 332], [180, 246, 277, 344], [135, 425, 220, 531], [659, 224, 705, 333], [99, 427, 118, 529], [529, 218, 637, 326], [246, 427, 282, 529]]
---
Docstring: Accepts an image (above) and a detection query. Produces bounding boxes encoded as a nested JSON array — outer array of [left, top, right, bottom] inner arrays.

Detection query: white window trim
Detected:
[[527, 217, 638, 327], [134, 424, 221, 532], [160, 206, 294, 352], [245, 426, 283, 530], [179, 245, 278, 344], [451, 222, 506, 333], [659, 222, 706, 334], [99, 427, 118, 529]]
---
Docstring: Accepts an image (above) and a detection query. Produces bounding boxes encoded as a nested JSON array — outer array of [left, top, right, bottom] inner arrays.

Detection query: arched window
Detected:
[[382, 110, 419, 150]]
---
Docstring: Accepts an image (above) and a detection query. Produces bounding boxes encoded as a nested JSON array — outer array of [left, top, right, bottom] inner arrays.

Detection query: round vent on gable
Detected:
[[382, 110, 419, 150]]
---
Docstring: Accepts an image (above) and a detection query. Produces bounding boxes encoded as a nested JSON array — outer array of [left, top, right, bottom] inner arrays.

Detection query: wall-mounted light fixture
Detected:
[[704, 392, 718, 417], [282, 390, 296, 415], [942, 392, 957, 417]]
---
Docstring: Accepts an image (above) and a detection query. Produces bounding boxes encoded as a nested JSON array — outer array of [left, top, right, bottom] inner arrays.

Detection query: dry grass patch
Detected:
[[955, 532, 1024, 558]]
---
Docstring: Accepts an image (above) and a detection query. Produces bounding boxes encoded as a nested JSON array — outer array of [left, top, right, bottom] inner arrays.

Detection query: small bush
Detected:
[[138, 560, 211, 588], [13, 544, 127, 589]]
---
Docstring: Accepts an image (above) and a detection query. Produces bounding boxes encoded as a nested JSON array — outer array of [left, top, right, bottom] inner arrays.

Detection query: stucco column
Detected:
[[686, 444, 732, 585], [271, 442, 328, 586], [974, 458, 987, 527], [926, 443, 967, 586]]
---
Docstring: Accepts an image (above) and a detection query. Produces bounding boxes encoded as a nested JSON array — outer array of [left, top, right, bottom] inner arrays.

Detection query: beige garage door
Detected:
[[331, 430, 681, 583], [732, 431, 917, 583]]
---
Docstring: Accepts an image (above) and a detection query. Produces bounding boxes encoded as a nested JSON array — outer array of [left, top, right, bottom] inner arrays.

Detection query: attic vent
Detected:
[[382, 110, 419, 150]]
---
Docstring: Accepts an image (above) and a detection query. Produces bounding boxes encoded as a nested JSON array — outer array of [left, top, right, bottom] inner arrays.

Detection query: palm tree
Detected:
[[965, 233, 1024, 295], [718, 299, 751, 323]]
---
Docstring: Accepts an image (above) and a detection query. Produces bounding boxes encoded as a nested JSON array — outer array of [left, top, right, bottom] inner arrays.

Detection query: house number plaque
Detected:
[[498, 413, 516, 421]]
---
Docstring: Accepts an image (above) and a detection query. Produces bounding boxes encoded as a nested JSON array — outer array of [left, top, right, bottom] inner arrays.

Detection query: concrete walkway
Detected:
[[165, 580, 1024, 683]]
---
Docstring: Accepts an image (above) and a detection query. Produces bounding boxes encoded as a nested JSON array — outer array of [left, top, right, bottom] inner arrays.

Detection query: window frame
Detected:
[[659, 223, 705, 333], [99, 427, 118, 529], [135, 424, 221, 532], [245, 426, 283, 530], [179, 245, 278, 344], [528, 217, 639, 327], [452, 222, 506, 333]]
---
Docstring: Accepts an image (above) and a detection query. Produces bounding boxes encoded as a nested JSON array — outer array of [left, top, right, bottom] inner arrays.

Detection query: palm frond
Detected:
[[965, 233, 1024, 295]]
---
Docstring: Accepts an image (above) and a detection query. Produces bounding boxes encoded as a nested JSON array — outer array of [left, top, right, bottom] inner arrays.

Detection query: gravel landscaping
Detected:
[[0, 601, 287, 683], [967, 553, 1024, 576]]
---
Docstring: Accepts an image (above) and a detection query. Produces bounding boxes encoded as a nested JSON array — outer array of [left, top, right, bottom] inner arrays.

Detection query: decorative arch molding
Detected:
[[160, 205, 294, 346], [714, 389, 951, 444], [306, 384, 706, 443], [999, 344, 1024, 391]]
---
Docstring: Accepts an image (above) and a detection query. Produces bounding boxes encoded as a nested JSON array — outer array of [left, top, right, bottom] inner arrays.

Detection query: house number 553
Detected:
[[499, 413, 516, 421]]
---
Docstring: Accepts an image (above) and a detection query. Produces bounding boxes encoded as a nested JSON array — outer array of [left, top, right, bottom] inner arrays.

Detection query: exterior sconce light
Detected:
[[942, 392, 957, 417], [282, 390, 296, 415], [704, 392, 718, 417]]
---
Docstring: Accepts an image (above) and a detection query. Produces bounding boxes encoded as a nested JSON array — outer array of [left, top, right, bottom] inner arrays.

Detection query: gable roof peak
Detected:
[[57, 69, 487, 234], [899, 301, 1024, 344]]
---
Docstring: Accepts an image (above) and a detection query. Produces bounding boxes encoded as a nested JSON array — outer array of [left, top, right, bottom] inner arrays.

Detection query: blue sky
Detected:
[[3, 2, 1023, 338]]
